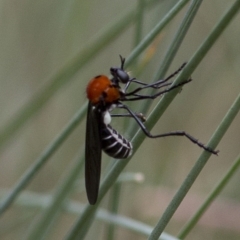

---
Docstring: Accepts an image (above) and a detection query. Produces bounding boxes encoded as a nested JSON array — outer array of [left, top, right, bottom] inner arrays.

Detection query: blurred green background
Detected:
[[0, 0, 240, 239]]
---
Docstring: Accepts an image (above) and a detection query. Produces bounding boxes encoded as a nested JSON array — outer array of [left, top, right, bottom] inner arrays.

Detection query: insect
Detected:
[[85, 56, 218, 205]]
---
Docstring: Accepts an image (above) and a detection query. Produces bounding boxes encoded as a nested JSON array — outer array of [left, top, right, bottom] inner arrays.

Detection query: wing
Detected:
[[85, 102, 102, 205]]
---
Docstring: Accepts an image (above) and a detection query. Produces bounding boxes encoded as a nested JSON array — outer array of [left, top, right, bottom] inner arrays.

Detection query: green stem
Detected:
[[178, 153, 240, 239], [0, 104, 87, 216], [0, 190, 179, 240], [0, 0, 159, 151], [125, 0, 191, 67], [148, 91, 240, 239], [25, 152, 84, 240]]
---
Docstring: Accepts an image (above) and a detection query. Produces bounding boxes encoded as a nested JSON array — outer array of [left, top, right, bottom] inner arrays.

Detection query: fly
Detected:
[[85, 56, 218, 205]]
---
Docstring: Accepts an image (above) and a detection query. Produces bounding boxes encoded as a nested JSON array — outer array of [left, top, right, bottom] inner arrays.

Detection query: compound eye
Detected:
[[116, 69, 129, 83]]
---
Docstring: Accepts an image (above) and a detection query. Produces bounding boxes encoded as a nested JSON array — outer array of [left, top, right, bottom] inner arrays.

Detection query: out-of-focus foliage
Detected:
[[0, 1, 240, 240]]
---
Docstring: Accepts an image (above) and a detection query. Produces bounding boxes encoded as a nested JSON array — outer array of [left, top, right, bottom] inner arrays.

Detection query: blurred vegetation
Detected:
[[0, 0, 240, 240]]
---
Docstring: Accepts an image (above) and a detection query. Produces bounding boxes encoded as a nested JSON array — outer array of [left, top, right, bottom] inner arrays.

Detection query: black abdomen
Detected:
[[101, 125, 132, 159]]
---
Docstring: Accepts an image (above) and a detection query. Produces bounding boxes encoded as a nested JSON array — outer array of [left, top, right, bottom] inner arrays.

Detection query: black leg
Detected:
[[124, 62, 188, 95], [123, 79, 192, 101], [117, 104, 218, 155], [111, 113, 146, 122]]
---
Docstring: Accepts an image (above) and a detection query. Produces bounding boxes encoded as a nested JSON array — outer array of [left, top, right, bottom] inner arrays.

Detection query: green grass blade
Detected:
[[0, 190, 179, 240], [134, 0, 145, 46], [65, 1, 240, 239], [63, 1, 208, 239], [129, 0, 203, 136], [148, 92, 240, 239], [178, 153, 240, 239], [0, 0, 180, 220], [125, 0, 191, 67], [25, 152, 84, 240], [106, 183, 122, 240], [0, 0, 159, 151], [147, 0, 240, 129], [153, 0, 203, 80], [0, 104, 87, 216], [147, 1, 240, 238], [0, 0, 186, 219]]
